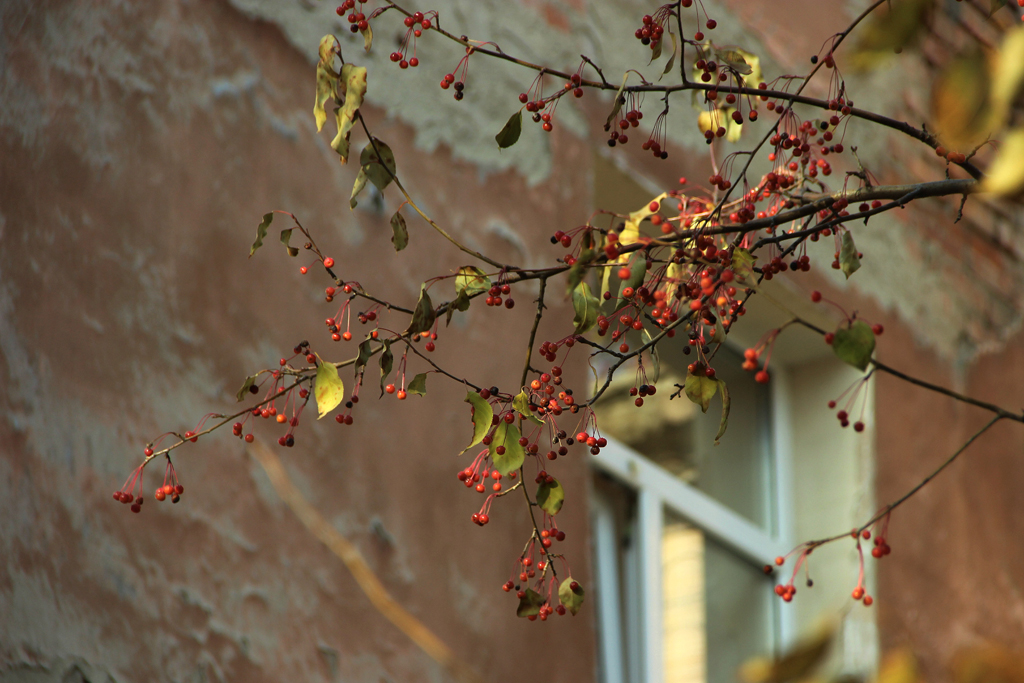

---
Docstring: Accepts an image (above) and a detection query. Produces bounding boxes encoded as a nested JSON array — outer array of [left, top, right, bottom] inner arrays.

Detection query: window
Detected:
[[588, 151, 879, 683], [590, 343, 791, 683], [588, 293, 880, 683]]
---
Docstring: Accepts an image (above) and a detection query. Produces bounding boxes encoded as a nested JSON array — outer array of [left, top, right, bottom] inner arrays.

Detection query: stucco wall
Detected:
[[2, 0, 1023, 682]]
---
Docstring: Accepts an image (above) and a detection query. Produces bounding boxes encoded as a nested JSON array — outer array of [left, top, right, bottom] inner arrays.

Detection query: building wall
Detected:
[[1, 0, 1022, 682]]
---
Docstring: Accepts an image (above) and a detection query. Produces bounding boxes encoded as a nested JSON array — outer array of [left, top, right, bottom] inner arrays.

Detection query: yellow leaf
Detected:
[[725, 107, 743, 142], [931, 50, 996, 150], [982, 129, 1024, 196], [331, 64, 368, 164], [313, 35, 340, 132], [315, 361, 345, 420], [698, 109, 722, 135], [717, 49, 753, 75], [991, 26, 1024, 126], [952, 645, 1024, 683], [731, 48, 763, 86], [619, 192, 668, 256], [740, 624, 834, 683], [876, 649, 919, 683], [849, 0, 933, 71]]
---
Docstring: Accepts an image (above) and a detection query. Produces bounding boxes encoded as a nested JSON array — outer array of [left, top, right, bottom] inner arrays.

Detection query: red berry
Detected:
[[323, 257, 334, 268]]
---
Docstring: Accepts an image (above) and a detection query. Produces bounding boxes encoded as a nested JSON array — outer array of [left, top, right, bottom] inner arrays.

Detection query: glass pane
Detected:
[[592, 473, 643, 683], [663, 509, 774, 683], [597, 345, 774, 529], [704, 536, 774, 683]]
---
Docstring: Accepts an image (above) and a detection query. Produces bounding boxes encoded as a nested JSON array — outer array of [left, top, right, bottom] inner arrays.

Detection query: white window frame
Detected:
[[588, 278, 881, 683], [590, 374, 797, 683]]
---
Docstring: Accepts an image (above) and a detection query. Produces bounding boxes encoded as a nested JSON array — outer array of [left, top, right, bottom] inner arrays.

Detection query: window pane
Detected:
[[597, 345, 774, 529], [663, 509, 774, 683], [703, 535, 774, 683]]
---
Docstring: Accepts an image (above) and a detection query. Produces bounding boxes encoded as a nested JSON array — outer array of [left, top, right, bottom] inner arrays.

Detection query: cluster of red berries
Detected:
[[634, 14, 665, 47], [458, 457, 513, 494], [850, 587, 874, 606], [336, 1, 368, 33], [113, 489, 146, 513], [439, 73, 466, 100], [774, 581, 798, 602], [485, 283, 514, 308], [831, 407, 865, 432], [742, 349, 771, 384], [608, 108, 643, 147], [334, 394, 358, 425], [863, 529, 892, 558], [388, 12, 432, 69], [154, 483, 184, 503]]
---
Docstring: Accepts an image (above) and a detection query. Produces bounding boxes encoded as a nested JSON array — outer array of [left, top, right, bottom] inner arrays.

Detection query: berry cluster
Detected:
[[389, 11, 434, 69], [634, 12, 666, 48], [607, 104, 643, 147], [485, 282, 514, 308]]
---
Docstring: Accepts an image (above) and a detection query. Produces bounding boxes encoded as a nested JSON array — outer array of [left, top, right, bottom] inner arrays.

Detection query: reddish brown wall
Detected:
[[3, 1, 1024, 682], [0, 1, 597, 680]]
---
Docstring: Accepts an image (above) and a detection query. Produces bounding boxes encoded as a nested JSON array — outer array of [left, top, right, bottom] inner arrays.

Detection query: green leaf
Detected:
[[517, 588, 544, 617], [641, 329, 660, 384], [315, 360, 345, 419], [731, 248, 758, 288], [558, 577, 585, 616], [622, 251, 647, 292], [849, 0, 932, 71], [536, 478, 565, 515], [350, 168, 369, 209], [279, 228, 299, 257], [495, 110, 523, 149], [462, 391, 493, 454], [331, 64, 368, 164], [684, 370, 718, 413], [355, 335, 374, 378], [659, 30, 678, 81], [359, 22, 372, 51], [717, 49, 753, 75], [839, 231, 861, 279], [513, 390, 545, 425], [567, 248, 596, 294], [360, 138, 398, 191], [832, 320, 875, 372], [648, 34, 663, 64], [714, 379, 730, 445], [572, 281, 600, 335], [490, 421, 525, 476], [605, 72, 630, 129], [446, 289, 472, 326], [406, 285, 436, 335], [391, 210, 409, 251], [250, 212, 273, 258], [236, 374, 258, 402], [407, 372, 427, 396], [314, 35, 340, 132], [378, 340, 393, 397], [455, 266, 491, 295]]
